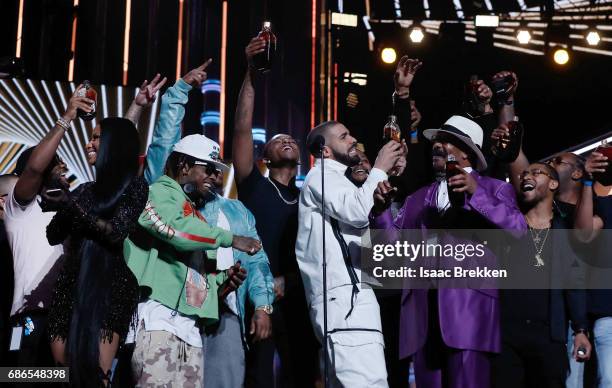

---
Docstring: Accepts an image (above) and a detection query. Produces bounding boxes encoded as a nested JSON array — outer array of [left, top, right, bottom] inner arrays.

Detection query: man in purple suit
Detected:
[[370, 115, 527, 388]]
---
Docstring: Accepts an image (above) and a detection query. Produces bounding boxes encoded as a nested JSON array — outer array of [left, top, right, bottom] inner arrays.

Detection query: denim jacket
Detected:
[[144, 79, 275, 333]]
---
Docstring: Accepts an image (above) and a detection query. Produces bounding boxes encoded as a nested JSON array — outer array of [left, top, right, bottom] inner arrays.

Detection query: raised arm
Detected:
[[492, 71, 518, 125], [144, 61, 212, 184], [125, 74, 168, 126], [574, 151, 606, 242], [308, 141, 401, 228], [14, 87, 93, 206], [233, 38, 266, 183]]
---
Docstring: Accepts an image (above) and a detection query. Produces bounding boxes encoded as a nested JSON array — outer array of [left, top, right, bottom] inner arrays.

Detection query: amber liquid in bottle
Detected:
[[253, 21, 277, 73], [76, 80, 97, 121], [383, 115, 401, 143]]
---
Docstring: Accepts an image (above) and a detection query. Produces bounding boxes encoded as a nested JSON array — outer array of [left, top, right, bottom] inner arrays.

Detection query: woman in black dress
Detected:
[[45, 118, 147, 387]]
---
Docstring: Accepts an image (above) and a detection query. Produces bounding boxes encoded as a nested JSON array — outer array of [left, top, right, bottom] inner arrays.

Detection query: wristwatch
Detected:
[[255, 305, 274, 315]]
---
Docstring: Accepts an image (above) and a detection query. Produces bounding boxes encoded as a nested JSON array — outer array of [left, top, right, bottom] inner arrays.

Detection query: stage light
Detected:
[[586, 30, 601, 46], [409, 27, 425, 43], [381, 48, 397, 64], [516, 29, 531, 44], [553, 48, 570, 65], [331, 12, 358, 27], [475, 15, 499, 28]]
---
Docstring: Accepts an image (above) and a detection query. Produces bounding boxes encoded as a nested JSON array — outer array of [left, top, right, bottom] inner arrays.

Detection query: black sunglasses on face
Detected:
[[195, 161, 221, 176]]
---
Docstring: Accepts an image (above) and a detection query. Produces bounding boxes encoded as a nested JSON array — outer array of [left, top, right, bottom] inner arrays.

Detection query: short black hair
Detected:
[[13, 146, 61, 178], [165, 151, 198, 178], [306, 120, 339, 157]]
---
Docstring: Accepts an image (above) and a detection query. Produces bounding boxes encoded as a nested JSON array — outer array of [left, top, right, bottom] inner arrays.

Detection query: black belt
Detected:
[[329, 217, 360, 319]]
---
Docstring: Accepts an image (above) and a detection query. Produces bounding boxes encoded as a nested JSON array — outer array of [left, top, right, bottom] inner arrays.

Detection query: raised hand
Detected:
[[64, 84, 95, 121], [373, 140, 404, 174], [134, 74, 168, 108], [183, 59, 213, 87], [246, 37, 266, 68], [492, 70, 518, 100], [491, 125, 511, 145], [585, 151, 609, 179], [475, 80, 492, 105], [373, 180, 397, 215], [394, 56, 422, 93], [448, 167, 478, 195]]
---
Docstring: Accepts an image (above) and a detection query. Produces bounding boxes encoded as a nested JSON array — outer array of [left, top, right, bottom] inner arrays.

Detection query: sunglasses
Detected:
[[549, 156, 575, 168], [518, 168, 553, 180], [194, 161, 222, 176]]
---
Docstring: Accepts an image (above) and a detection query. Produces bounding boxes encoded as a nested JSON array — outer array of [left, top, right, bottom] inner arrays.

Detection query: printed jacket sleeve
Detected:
[[308, 167, 388, 228], [139, 187, 234, 251], [144, 79, 191, 185]]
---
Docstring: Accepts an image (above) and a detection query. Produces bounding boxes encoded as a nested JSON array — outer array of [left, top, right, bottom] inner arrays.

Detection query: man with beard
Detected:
[[297, 120, 403, 387], [491, 126, 590, 387], [232, 37, 317, 387], [371, 115, 526, 387], [4, 89, 88, 372], [142, 61, 275, 387], [491, 126, 586, 226], [493, 162, 591, 388]]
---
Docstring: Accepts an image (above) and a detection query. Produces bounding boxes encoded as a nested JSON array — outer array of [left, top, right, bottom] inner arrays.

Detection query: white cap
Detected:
[[172, 134, 228, 172]]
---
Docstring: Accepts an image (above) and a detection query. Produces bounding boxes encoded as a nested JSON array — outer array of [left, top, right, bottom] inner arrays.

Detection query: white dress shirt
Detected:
[[296, 158, 388, 304]]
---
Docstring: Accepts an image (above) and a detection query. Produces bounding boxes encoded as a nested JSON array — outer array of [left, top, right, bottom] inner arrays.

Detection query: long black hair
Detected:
[[67, 117, 140, 387]]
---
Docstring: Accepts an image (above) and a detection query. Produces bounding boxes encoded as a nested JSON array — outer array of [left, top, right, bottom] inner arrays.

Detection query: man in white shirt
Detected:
[[296, 120, 404, 387], [4, 90, 89, 371]]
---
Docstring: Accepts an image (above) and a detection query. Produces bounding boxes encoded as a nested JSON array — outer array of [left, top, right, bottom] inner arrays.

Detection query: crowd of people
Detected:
[[0, 33, 611, 388]]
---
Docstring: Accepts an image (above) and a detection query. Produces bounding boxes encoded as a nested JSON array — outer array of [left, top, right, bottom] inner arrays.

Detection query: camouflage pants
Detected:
[[132, 328, 203, 388]]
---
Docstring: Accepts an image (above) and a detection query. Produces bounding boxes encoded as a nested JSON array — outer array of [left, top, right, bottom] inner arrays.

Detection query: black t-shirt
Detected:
[[501, 226, 552, 327], [237, 166, 299, 277], [555, 200, 576, 228], [588, 194, 612, 317]]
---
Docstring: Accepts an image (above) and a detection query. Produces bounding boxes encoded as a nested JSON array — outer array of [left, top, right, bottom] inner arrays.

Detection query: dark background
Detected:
[[0, 0, 610, 169]]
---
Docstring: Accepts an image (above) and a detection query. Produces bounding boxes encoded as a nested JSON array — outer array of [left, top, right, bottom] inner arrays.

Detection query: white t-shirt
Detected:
[[216, 210, 238, 316], [127, 299, 202, 347], [4, 189, 64, 316]]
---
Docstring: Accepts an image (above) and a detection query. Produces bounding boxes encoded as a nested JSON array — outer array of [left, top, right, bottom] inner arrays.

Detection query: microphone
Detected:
[[309, 135, 326, 156]]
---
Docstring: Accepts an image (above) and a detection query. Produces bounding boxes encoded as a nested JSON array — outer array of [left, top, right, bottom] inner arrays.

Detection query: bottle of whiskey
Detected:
[[76, 80, 97, 121], [253, 21, 277, 73]]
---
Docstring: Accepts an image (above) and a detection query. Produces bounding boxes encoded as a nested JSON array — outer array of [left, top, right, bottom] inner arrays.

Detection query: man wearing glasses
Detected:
[[492, 162, 591, 387]]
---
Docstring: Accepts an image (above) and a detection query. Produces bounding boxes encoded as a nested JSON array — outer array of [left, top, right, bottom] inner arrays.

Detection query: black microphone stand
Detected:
[[320, 142, 329, 388]]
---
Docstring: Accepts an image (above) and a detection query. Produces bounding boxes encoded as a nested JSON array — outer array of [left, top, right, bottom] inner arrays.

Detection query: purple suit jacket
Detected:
[[370, 171, 527, 358]]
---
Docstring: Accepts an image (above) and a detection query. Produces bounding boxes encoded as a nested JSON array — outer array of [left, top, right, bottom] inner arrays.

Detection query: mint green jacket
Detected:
[[125, 175, 233, 324], [143, 78, 274, 332]]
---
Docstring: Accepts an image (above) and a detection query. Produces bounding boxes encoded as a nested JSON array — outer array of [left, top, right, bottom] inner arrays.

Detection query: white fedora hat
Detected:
[[172, 134, 229, 172], [423, 115, 488, 171]]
